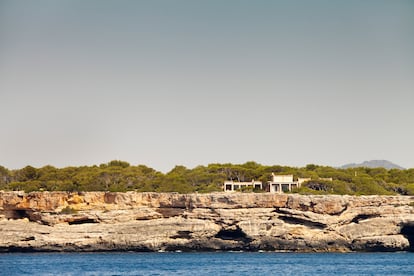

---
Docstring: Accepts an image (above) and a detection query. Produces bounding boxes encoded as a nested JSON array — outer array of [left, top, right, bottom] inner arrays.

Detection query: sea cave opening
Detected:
[[215, 227, 252, 243], [6, 209, 30, 220], [401, 222, 414, 252]]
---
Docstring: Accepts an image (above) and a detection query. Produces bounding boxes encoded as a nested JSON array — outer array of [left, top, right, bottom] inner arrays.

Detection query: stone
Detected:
[[0, 191, 413, 252]]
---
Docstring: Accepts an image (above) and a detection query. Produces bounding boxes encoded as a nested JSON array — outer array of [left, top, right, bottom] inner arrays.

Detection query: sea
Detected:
[[0, 252, 413, 275]]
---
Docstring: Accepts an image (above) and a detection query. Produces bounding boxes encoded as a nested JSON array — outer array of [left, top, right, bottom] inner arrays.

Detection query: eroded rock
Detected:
[[0, 191, 413, 252]]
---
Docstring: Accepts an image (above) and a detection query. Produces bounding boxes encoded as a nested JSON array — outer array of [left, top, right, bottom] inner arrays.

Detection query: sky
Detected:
[[1, 0, 413, 172]]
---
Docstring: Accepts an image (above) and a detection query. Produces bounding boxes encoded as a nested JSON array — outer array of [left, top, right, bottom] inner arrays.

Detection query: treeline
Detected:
[[0, 161, 414, 195]]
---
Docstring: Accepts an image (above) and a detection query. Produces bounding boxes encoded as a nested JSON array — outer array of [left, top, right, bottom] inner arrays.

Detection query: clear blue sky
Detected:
[[1, 0, 413, 171]]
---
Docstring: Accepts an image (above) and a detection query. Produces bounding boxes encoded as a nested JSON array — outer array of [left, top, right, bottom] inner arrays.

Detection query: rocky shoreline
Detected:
[[0, 191, 414, 252]]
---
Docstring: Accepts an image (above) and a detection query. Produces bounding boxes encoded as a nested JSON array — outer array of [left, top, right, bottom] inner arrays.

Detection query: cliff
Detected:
[[0, 191, 413, 252]]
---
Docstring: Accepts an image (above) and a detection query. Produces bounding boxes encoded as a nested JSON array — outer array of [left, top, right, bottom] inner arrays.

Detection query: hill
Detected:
[[341, 160, 405, 170]]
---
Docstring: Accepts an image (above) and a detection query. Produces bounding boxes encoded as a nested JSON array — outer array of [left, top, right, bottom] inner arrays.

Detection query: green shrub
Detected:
[[60, 206, 78, 214]]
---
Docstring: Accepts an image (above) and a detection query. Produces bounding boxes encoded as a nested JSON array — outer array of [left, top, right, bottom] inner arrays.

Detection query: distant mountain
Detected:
[[341, 160, 405, 170]]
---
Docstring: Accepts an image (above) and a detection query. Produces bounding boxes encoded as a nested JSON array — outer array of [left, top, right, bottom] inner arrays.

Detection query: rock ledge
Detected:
[[0, 191, 413, 252]]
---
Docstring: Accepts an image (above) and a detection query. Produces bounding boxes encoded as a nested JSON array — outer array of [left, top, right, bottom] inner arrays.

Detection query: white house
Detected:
[[223, 180, 262, 192], [223, 174, 332, 193], [268, 174, 301, 193]]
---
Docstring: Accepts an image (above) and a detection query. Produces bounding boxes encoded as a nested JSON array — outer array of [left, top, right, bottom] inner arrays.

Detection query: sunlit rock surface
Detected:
[[0, 191, 413, 252]]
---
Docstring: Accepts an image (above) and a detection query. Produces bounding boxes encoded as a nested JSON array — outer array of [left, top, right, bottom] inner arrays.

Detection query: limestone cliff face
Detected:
[[0, 191, 413, 252]]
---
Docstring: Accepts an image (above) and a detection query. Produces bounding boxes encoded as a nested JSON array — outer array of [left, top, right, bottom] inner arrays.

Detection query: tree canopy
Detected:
[[0, 161, 413, 195]]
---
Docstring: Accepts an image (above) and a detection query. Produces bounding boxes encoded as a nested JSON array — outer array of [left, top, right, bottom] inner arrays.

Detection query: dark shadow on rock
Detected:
[[215, 227, 252, 243], [401, 222, 414, 252], [278, 215, 326, 229], [351, 214, 380, 224], [67, 218, 98, 225], [170, 231, 192, 239]]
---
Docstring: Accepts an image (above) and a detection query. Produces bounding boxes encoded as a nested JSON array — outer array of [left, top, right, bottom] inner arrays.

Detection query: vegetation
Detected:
[[0, 161, 413, 195], [60, 206, 78, 214]]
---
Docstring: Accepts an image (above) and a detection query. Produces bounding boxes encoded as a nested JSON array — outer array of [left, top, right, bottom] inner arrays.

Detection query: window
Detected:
[[282, 184, 290, 192]]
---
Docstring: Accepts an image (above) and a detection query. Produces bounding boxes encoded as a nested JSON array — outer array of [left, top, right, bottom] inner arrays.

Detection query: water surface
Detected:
[[1, 252, 413, 275]]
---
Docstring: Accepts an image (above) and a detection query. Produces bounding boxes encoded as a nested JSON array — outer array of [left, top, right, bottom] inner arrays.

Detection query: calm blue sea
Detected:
[[0, 252, 413, 276]]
